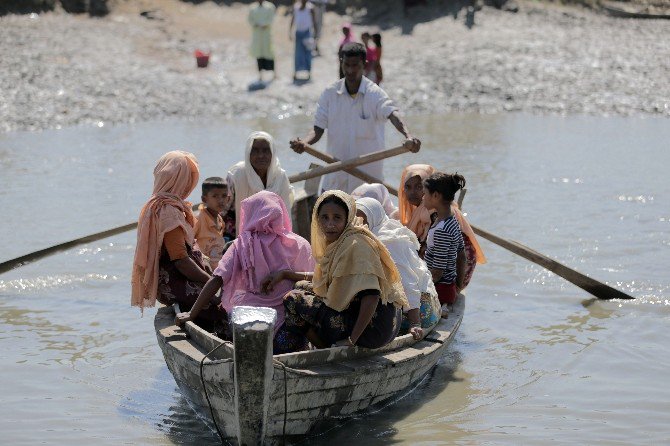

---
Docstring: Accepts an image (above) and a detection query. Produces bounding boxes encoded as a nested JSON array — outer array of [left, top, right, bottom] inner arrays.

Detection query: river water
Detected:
[[1, 113, 668, 445]]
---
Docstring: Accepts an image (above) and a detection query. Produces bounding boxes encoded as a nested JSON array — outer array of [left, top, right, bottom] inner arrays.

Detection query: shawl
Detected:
[[356, 197, 437, 310], [228, 131, 294, 230], [311, 190, 408, 312], [214, 191, 313, 333], [131, 151, 199, 311], [397, 163, 486, 263], [338, 23, 354, 50], [397, 164, 436, 242], [351, 182, 398, 217]]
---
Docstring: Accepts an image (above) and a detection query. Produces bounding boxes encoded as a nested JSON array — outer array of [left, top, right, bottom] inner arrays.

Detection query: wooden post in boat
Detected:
[[231, 306, 276, 445]]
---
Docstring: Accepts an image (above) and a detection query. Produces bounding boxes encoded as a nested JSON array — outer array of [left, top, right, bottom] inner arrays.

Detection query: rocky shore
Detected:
[[1, 0, 668, 133]]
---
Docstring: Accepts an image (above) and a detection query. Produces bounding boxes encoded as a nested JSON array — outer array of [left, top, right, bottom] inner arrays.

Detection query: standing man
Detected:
[[248, 0, 276, 83], [311, 0, 330, 56], [290, 42, 420, 193]]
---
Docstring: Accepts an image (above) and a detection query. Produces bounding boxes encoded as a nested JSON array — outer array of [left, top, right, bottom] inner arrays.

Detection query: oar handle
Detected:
[[289, 144, 411, 183], [301, 146, 399, 195]]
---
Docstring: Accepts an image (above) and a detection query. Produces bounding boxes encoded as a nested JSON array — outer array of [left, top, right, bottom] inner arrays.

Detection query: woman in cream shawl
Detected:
[[227, 131, 294, 231], [283, 190, 408, 349], [356, 197, 440, 339], [395, 164, 487, 288], [131, 151, 224, 328]]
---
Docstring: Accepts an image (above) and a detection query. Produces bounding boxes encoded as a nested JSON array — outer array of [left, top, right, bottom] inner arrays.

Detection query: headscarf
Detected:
[[311, 190, 408, 312], [339, 22, 354, 49], [131, 151, 199, 311], [397, 164, 486, 264], [397, 164, 436, 242], [351, 183, 398, 217], [452, 203, 487, 264], [356, 197, 437, 310], [228, 131, 294, 230], [214, 191, 313, 333]]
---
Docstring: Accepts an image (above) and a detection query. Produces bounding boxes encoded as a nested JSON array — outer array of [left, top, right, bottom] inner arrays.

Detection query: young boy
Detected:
[[194, 177, 230, 270]]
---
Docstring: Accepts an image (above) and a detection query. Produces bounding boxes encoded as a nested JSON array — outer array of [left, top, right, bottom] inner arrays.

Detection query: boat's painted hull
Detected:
[[154, 296, 464, 442]]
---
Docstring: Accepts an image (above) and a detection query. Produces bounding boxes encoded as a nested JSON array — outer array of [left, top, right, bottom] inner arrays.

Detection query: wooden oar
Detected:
[[301, 146, 399, 195], [0, 150, 405, 275], [301, 146, 635, 300], [288, 144, 411, 183]]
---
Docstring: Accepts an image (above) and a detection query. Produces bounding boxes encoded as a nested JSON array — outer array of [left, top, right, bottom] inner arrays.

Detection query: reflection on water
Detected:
[[1, 112, 669, 444]]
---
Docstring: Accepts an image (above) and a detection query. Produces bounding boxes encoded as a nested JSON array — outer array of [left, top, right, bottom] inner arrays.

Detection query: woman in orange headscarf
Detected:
[[131, 151, 225, 329], [394, 164, 486, 289]]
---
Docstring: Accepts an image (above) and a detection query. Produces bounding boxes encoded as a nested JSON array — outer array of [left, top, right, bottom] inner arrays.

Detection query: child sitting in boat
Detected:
[[282, 190, 408, 349], [175, 191, 314, 354], [227, 131, 294, 232], [422, 172, 469, 313], [356, 197, 440, 338], [194, 177, 229, 270], [396, 164, 486, 289], [351, 182, 398, 217], [131, 151, 225, 331]]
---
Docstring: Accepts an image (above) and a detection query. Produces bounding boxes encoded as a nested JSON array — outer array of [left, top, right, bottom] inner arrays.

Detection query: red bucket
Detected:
[[194, 50, 210, 68]]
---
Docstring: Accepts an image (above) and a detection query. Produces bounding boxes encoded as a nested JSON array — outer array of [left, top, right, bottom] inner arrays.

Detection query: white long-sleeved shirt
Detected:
[[314, 76, 398, 193]]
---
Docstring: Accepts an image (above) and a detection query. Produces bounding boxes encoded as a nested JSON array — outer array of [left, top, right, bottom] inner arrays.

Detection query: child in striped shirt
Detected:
[[422, 172, 468, 316]]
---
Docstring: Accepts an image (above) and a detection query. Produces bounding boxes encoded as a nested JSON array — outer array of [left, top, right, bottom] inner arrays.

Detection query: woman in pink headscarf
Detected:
[[176, 190, 314, 354], [131, 151, 225, 330], [338, 22, 354, 78]]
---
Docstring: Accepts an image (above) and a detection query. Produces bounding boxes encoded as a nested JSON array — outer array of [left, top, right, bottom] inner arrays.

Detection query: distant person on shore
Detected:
[[248, 0, 276, 83], [227, 131, 294, 231], [289, 0, 316, 81], [194, 177, 229, 270], [337, 22, 354, 78], [361, 32, 379, 83], [372, 33, 383, 84], [312, 0, 331, 56], [290, 42, 421, 193], [131, 151, 225, 331]]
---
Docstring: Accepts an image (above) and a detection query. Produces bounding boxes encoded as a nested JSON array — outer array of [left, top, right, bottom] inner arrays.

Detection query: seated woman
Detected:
[[356, 197, 440, 339], [175, 191, 314, 354], [395, 164, 486, 288], [283, 190, 409, 349], [227, 131, 294, 233], [351, 182, 398, 217], [131, 151, 225, 331]]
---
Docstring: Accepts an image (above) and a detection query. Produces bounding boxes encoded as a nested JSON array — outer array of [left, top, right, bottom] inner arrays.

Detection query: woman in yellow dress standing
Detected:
[[248, 0, 276, 82]]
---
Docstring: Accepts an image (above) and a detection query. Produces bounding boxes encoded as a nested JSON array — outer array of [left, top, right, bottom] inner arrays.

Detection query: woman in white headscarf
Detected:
[[356, 197, 441, 339], [227, 131, 294, 231], [351, 182, 398, 217]]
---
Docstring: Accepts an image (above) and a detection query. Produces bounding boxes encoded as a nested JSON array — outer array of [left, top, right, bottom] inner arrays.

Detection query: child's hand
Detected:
[[409, 325, 424, 340], [261, 271, 285, 294], [175, 312, 192, 327]]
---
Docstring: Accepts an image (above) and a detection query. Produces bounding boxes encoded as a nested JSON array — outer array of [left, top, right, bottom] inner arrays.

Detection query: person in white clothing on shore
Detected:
[[290, 42, 420, 193]]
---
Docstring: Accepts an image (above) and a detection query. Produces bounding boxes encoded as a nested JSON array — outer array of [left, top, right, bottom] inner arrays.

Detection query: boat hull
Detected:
[[154, 296, 464, 443]]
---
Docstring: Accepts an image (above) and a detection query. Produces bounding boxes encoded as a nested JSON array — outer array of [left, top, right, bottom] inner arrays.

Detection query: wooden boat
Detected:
[[154, 189, 465, 444]]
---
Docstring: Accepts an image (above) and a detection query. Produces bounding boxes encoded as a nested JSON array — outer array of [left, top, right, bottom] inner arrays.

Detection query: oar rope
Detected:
[[0, 145, 410, 275], [300, 146, 635, 301]]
